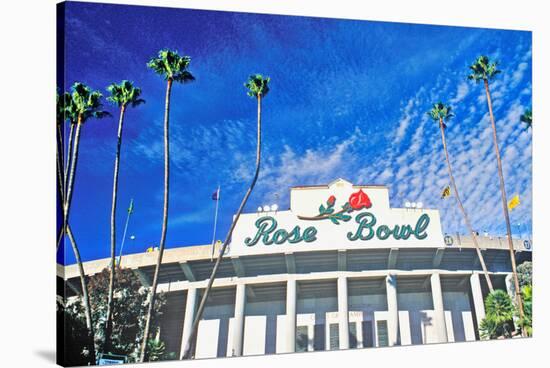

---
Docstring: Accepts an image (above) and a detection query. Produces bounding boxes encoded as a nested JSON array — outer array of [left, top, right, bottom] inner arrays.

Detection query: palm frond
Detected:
[[245, 74, 270, 98], [468, 55, 501, 82], [147, 49, 195, 84], [520, 108, 532, 129], [70, 82, 110, 124], [428, 102, 453, 125], [107, 80, 146, 108]]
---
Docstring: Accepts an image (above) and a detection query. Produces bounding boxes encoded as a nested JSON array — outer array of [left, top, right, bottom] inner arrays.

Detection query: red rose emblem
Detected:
[[327, 195, 336, 206], [348, 189, 372, 210]]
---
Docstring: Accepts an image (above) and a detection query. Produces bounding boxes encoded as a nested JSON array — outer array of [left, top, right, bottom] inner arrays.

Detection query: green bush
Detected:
[[517, 262, 532, 288], [479, 290, 515, 339]]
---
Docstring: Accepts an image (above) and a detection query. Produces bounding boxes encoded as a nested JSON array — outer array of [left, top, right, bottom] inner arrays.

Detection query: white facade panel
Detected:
[[243, 316, 267, 356], [443, 291, 476, 343], [398, 311, 412, 345], [276, 315, 286, 353], [195, 319, 220, 359]]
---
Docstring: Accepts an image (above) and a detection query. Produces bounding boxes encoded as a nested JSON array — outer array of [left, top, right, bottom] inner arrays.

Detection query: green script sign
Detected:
[[244, 213, 430, 247]]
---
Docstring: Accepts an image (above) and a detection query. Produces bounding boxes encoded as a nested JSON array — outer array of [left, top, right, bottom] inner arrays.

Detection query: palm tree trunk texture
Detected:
[[57, 123, 75, 251], [104, 104, 127, 352], [56, 125, 65, 248], [56, 123, 97, 362], [182, 93, 263, 359], [439, 118, 494, 292], [64, 118, 82, 233], [64, 122, 75, 200], [62, 117, 97, 362], [56, 124, 65, 203], [66, 223, 97, 365], [483, 79, 525, 327], [140, 79, 173, 362]]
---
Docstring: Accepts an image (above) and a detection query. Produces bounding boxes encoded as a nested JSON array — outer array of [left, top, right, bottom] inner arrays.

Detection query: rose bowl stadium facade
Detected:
[[58, 178, 532, 359]]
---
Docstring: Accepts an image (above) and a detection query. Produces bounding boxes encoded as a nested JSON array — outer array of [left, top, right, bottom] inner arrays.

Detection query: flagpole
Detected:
[[117, 198, 134, 266], [211, 186, 220, 262]]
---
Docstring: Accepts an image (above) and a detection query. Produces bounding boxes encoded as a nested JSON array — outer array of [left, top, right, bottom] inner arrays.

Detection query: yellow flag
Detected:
[[146, 247, 154, 253], [508, 194, 520, 210], [441, 185, 451, 199]]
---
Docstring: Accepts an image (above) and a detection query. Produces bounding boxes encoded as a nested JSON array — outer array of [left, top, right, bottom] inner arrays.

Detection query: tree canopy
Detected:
[[70, 82, 110, 123], [245, 74, 270, 98], [468, 55, 501, 83], [479, 289, 515, 339], [107, 80, 145, 108], [59, 267, 169, 365], [520, 108, 532, 129], [147, 49, 195, 83], [428, 102, 454, 126]]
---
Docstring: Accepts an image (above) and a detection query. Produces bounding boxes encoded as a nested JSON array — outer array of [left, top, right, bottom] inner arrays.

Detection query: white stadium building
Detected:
[[58, 178, 532, 359]]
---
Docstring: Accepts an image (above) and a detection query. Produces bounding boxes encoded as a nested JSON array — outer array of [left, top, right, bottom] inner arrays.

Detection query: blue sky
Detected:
[[59, 1, 532, 265]]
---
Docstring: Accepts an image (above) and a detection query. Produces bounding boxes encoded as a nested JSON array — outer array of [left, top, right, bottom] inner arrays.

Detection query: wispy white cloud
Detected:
[[450, 81, 470, 104], [371, 46, 533, 236]]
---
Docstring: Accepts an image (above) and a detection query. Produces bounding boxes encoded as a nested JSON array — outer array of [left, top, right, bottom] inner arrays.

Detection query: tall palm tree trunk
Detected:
[[56, 121, 97, 363], [483, 79, 525, 330], [56, 124, 65, 202], [182, 93, 263, 360], [64, 122, 75, 200], [62, 117, 97, 361], [140, 79, 173, 362], [57, 123, 75, 251], [66, 223, 97, 364], [439, 118, 494, 292], [56, 124, 65, 246], [104, 104, 127, 352], [65, 118, 82, 232]]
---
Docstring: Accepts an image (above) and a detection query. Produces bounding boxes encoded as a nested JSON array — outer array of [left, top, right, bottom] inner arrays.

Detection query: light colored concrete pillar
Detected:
[[505, 273, 519, 329], [470, 273, 486, 339], [180, 287, 197, 359], [285, 278, 297, 353], [505, 273, 516, 300], [337, 276, 350, 350], [386, 274, 399, 346], [232, 283, 246, 356], [430, 273, 448, 343]]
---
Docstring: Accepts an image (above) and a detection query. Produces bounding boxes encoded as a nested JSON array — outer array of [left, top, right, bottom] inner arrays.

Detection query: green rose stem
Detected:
[[297, 207, 349, 221]]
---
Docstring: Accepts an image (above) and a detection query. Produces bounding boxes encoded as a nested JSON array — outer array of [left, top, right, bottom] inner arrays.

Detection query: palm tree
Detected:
[[66, 223, 97, 364], [58, 90, 99, 364], [63, 82, 109, 363], [56, 91, 66, 205], [517, 284, 532, 336], [428, 102, 494, 292], [181, 74, 270, 359], [65, 82, 110, 231], [103, 80, 145, 353], [468, 55, 525, 330], [57, 92, 77, 252], [64, 94, 77, 206], [139, 49, 195, 362], [520, 108, 532, 130], [479, 290, 515, 339]]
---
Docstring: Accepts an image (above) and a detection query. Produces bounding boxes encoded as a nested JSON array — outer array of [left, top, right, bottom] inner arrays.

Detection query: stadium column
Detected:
[[386, 274, 399, 346], [430, 273, 448, 343], [180, 287, 197, 359], [232, 283, 246, 356], [285, 278, 297, 353], [470, 273, 486, 339], [505, 273, 519, 329], [337, 276, 350, 349], [505, 273, 516, 299]]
